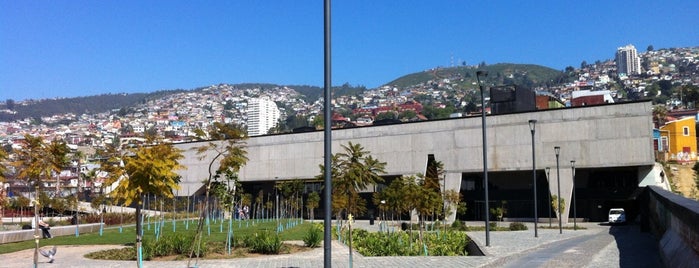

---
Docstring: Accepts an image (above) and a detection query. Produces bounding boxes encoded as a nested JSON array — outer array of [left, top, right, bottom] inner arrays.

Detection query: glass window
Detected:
[[683, 126, 690, 136]]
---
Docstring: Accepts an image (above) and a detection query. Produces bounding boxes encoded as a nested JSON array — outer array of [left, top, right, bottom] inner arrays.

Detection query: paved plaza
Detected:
[[0, 221, 661, 268]]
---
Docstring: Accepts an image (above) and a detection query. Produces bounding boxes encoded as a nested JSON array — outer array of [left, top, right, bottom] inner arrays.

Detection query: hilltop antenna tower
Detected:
[[450, 52, 454, 67]]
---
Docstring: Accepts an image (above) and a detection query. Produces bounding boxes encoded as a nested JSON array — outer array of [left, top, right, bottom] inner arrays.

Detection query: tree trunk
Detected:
[[136, 198, 143, 268]]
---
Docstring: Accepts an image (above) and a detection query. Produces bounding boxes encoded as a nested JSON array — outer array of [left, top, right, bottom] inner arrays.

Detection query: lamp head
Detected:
[[571, 160, 575, 167], [528, 120, 537, 132], [545, 167, 550, 173], [554, 146, 560, 156]]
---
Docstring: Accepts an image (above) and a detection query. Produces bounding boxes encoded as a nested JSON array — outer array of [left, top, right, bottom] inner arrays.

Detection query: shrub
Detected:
[[244, 231, 283, 254], [509, 222, 528, 231], [350, 228, 468, 256], [451, 220, 464, 230], [303, 224, 322, 248], [142, 233, 204, 258]]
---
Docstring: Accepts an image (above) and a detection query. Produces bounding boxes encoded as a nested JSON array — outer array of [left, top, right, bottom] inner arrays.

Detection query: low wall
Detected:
[[0, 223, 102, 244], [642, 186, 699, 267]]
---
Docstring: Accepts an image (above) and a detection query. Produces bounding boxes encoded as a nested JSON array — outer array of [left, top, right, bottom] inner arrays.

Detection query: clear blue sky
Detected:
[[1, 1, 697, 102]]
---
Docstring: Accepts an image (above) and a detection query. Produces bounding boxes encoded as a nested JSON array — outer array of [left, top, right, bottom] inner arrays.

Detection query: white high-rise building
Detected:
[[615, 44, 641, 76], [247, 97, 280, 136]]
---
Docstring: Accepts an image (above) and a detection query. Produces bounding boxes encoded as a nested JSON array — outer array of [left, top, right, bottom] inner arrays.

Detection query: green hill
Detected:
[[385, 63, 568, 89]]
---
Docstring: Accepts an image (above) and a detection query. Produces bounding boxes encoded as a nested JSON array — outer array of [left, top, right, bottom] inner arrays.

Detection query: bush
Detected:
[[303, 224, 322, 248], [509, 222, 528, 231], [450, 220, 464, 230], [142, 233, 204, 259], [244, 231, 283, 254], [349, 228, 469, 256]]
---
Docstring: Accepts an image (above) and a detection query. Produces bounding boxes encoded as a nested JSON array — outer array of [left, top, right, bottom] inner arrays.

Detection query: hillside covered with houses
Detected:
[[0, 45, 698, 206]]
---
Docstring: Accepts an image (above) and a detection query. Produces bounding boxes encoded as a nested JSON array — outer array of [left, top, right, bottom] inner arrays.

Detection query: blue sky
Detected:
[[1, 1, 697, 102]]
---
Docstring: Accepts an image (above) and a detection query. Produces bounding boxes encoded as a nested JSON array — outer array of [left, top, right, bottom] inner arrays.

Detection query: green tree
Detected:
[[191, 122, 248, 264], [100, 135, 184, 267], [375, 111, 397, 121], [306, 191, 320, 220], [0, 147, 8, 225], [653, 105, 668, 127], [11, 134, 69, 266], [319, 142, 386, 220], [551, 195, 566, 219]]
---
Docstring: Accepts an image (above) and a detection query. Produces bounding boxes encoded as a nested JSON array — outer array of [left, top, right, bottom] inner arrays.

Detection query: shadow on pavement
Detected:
[[608, 222, 662, 267]]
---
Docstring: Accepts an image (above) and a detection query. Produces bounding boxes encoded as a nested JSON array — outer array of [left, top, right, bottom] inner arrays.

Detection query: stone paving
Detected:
[[0, 221, 661, 268]]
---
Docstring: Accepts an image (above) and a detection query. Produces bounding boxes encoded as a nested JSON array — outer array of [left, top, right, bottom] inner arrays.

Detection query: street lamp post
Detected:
[[529, 120, 538, 237], [571, 160, 577, 230], [545, 167, 551, 227], [554, 146, 562, 234], [476, 70, 490, 246]]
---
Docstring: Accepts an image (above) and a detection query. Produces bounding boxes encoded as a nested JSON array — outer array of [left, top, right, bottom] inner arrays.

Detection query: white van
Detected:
[[608, 208, 626, 224]]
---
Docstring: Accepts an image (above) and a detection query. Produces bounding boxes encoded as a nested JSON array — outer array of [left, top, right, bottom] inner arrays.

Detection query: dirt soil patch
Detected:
[[668, 163, 698, 199]]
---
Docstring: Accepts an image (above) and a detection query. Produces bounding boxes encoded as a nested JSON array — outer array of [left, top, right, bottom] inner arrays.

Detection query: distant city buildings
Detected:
[[246, 97, 280, 136], [616, 44, 642, 76]]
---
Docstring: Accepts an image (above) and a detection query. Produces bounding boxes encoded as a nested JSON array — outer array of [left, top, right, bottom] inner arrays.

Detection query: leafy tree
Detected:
[[311, 115, 324, 129], [0, 148, 8, 224], [11, 134, 68, 266], [306, 191, 320, 220], [276, 179, 304, 219], [647, 45, 654, 52], [551, 195, 565, 219], [564, 66, 575, 73], [375, 111, 397, 121], [657, 80, 674, 96], [100, 134, 184, 267], [680, 84, 699, 108], [398, 110, 417, 120], [190, 122, 248, 264], [580, 61, 588, 69], [653, 105, 668, 127]]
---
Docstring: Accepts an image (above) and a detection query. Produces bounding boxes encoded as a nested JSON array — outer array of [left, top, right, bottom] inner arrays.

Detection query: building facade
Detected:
[[616, 44, 642, 76], [659, 116, 697, 162], [246, 97, 280, 136]]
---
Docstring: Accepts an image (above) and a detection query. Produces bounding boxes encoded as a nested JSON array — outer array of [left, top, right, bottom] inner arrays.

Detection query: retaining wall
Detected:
[[643, 186, 699, 267], [0, 223, 102, 244]]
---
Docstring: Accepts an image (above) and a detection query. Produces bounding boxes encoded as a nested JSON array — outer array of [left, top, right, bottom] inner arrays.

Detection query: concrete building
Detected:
[[616, 44, 642, 76], [247, 97, 280, 136], [175, 100, 657, 224]]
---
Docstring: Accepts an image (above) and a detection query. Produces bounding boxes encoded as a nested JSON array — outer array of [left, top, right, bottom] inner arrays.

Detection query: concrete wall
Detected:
[[0, 223, 102, 244], [643, 186, 699, 267], [174, 101, 656, 223]]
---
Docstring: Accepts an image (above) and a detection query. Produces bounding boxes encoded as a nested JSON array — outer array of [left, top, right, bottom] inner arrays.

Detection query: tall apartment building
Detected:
[[615, 44, 642, 76], [247, 97, 280, 136]]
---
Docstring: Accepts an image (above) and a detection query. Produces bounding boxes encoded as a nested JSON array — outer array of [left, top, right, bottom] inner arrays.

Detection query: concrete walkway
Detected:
[[0, 221, 661, 268]]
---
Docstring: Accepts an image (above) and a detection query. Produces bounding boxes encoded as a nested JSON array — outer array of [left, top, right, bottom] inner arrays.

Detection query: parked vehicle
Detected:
[[608, 208, 626, 224]]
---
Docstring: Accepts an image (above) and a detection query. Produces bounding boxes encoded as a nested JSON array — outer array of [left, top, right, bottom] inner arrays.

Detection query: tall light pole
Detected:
[[546, 167, 551, 227], [322, 0, 333, 266], [571, 160, 577, 230], [476, 70, 490, 246], [554, 146, 562, 234], [529, 120, 538, 237]]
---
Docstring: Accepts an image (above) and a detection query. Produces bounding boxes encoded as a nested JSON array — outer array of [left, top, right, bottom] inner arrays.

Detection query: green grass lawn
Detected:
[[0, 218, 317, 254]]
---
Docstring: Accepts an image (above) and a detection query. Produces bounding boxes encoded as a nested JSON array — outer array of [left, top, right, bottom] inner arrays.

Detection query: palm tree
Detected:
[[333, 142, 387, 218]]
